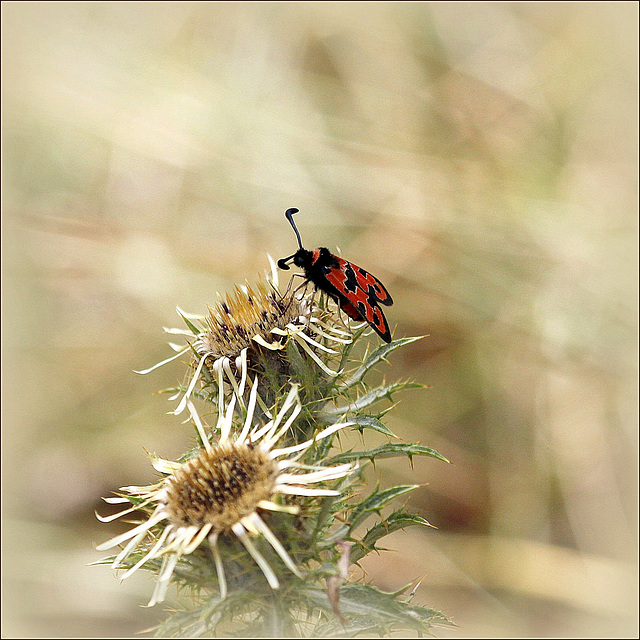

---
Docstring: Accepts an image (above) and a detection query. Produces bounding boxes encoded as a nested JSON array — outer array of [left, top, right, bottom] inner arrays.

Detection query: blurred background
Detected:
[[2, 2, 637, 637]]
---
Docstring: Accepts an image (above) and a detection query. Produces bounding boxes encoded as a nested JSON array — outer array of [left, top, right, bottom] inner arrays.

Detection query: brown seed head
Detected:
[[165, 442, 278, 531]]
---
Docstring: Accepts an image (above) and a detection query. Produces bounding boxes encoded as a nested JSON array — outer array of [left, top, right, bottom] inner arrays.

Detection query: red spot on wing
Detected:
[[339, 299, 363, 321]]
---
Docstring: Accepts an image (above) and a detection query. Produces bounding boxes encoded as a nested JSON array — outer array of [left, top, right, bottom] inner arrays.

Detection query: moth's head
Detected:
[[278, 248, 310, 270]]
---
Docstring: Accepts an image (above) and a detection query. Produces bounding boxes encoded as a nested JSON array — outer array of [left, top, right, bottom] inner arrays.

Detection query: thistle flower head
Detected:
[[135, 259, 353, 416], [96, 384, 354, 607], [195, 281, 305, 359]]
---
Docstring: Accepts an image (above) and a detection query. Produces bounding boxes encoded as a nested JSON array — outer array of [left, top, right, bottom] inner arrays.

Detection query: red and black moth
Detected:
[[277, 208, 393, 343]]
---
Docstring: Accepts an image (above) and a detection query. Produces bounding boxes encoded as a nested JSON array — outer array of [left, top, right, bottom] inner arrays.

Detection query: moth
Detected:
[[277, 208, 393, 342]]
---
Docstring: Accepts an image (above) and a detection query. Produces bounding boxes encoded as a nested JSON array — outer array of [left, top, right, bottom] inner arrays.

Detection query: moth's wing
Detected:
[[350, 263, 393, 306], [323, 257, 392, 342], [339, 298, 365, 321], [324, 256, 392, 304]]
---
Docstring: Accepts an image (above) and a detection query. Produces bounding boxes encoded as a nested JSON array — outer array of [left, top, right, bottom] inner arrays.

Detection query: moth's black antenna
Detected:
[[284, 208, 303, 250], [278, 208, 303, 270]]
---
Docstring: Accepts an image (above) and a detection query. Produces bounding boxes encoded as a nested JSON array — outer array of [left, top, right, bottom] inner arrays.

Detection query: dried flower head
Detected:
[[135, 259, 352, 417], [97, 384, 354, 607], [197, 281, 305, 360]]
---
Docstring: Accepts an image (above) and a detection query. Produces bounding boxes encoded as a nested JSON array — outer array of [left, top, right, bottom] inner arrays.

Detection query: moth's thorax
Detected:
[[312, 247, 339, 266]]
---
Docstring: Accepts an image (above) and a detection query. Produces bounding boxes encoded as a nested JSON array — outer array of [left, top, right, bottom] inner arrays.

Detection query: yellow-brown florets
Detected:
[[165, 443, 278, 531], [196, 283, 304, 360]]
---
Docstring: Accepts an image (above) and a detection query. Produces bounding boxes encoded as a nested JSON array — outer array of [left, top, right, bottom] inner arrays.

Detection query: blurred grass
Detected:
[[2, 2, 637, 637]]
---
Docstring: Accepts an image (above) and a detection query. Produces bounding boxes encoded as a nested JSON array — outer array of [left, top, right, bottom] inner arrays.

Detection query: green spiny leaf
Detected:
[[348, 414, 397, 438], [346, 484, 420, 534], [338, 336, 425, 390], [326, 381, 424, 415], [302, 583, 451, 637], [351, 511, 432, 563], [328, 442, 449, 465]]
